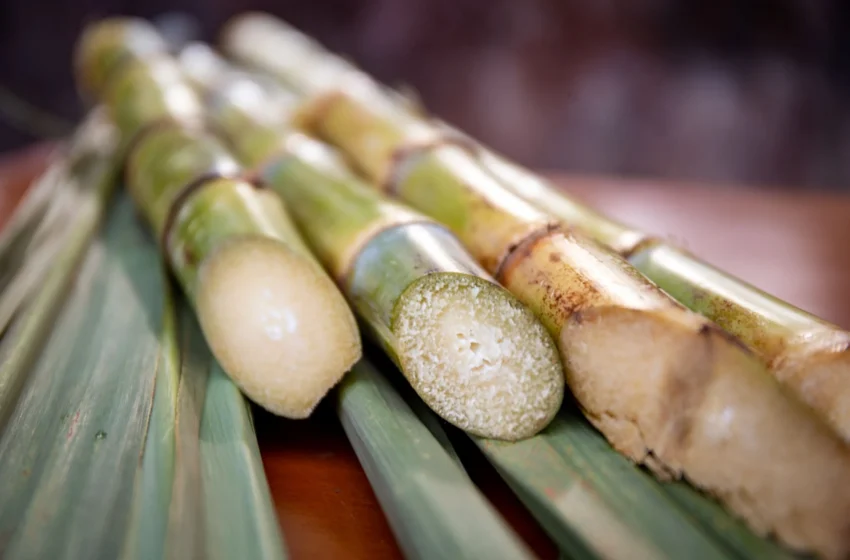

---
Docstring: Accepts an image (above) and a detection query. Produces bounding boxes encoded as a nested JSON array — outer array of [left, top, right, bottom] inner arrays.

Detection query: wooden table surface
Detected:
[[3, 144, 850, 559]]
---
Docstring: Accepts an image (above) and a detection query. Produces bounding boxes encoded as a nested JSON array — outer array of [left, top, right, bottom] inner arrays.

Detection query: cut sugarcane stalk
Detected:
[[74, 19, 361, 418], [453, 136, 850, 446], [224, 12, 850, 447], [223, 17, 850, 557], [185, 58, 563, 440]]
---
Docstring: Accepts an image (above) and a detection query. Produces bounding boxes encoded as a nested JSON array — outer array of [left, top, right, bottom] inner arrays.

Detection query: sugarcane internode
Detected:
[[74, 17, 361, 419]]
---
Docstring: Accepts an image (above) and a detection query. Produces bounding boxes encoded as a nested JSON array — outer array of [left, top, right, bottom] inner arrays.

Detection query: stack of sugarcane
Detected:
[[216, 13, 850, 559], [4, 12, 850, 560], [224, 13, 850, 446], [64, 17, 568, 560]]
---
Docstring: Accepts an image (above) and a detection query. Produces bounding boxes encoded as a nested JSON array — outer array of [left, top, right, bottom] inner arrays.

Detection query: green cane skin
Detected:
[[294, 81, 434, 182], [124, 125, 240, 236], [75, 18, 169, 97], [254, 132, 511, 362], [104, 57, 204, 145], [344, 223, 496, 364], [222, 13, 360, 98], [166, 178, 302, 301], [124, 126, 323, 301], [259, 133, 422, 278], [629, 244, 849, 363], [471, 148, 649, 254]]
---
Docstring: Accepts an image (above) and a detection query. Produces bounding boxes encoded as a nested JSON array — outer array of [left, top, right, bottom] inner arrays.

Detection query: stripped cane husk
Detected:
[[222, 15, 850, 557], [183, 54, 563, 440], [75, 19, 360, 418]]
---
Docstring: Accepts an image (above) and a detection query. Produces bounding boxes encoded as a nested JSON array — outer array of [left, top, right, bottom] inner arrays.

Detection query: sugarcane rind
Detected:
[[103, 56, 204, 143], [75, 18, 168, 97]]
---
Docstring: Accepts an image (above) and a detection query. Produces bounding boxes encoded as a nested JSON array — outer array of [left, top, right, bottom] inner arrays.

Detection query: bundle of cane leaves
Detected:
[[124, 290, 286, 560], [180, 42, 563, 441], [223, 13, 850, 448], [0, 111, 117, 340], [74, 18, 361, 418], [222, 14, 850, 559], [0, 193, 163, 559], [181, 46, 759, 560], [0, 110, 119, 430]]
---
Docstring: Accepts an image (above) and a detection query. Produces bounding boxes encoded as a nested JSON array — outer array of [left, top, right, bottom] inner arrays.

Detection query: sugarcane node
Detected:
[[380, 129, 484, 195], [382, 133, 451, 195], [619, 234, 664, 260], [336, 219, 435, 286], [429, 128, 483, 157], [254, 152, 300, 186], [698, 322, 754, 357], [161, 169, 241, 256], [493, 222, 562, 283], [121, 117, 202, 179]]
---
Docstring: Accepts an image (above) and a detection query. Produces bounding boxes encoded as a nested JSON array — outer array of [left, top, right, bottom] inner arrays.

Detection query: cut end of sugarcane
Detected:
[[560, 306, 850, 559], [196, 236, 361, 418], [394, 273, 564, 441], [776, 343, 850, 444]]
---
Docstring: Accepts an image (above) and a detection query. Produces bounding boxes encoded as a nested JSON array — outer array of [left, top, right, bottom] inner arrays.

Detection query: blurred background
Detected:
[[2, 0, 850, 189]]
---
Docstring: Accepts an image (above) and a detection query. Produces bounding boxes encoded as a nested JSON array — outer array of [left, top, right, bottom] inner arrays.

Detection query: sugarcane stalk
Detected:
[[186, 56, 564, 441], [75, 19, 361, 419], [223, 16, 850, 558]]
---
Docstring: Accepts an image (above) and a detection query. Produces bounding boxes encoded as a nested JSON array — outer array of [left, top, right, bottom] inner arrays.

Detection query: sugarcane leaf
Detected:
[[0, 192, 162, 559], [163, 303, 211, 560], [475, 406, 792, 560], [337, 359, 533, 560], [121, 276, 180, 560], [663, 482, 794, 559], [0, 112, 118, 428], [199, 361, 287, 560]]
